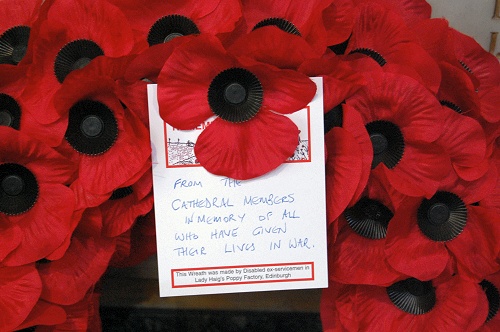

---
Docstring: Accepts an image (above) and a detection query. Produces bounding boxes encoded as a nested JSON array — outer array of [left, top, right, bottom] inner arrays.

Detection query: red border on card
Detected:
[[164, 106, 312, 169], [171, 262, 315, 288]]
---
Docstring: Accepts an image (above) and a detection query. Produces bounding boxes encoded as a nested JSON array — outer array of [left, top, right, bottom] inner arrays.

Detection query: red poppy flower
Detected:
[[50, 63, 151, 201], [344, 3, 441, 94], [234, 0, 332, 55], [0, 0, 42, 66], [21, 0, 135, 125], [158, 34, 316, 179], [450, 29, 500, 124], [110, 211, 157, 268], [14, 300, 66, 331], [341, 275, 488, 331], [0, 127, 76, 266], [0, 263, 42, 331], [328, 175, 407, 286], [385, 167, 500, 281], [38, 216, 116, 306], [345, 71, 450, 198], [478, 271, 500, 331], [109, 0, 241, 51]]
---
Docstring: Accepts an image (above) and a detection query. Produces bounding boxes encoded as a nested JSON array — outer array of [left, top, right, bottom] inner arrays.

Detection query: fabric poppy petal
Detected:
[[385, 198, 450, 280], [381, 142, 451, 198], [124, 36, 195, 83], [101, 191, 154, 237], [229, 27, 317, 70], [446, 206, 500, 281], [438, 107, 486, 169], [331, 219, 402, 285], [46, 0, 134, 58], [0, 0, 42, 33], [342, 105, 373, 205], [298, 53, 366, 111], [3, 183, 75, 266], [428, 277, 489, 331], [14, 300, 67, 331], [36, 290, 94, 332], [157, 34, 234, 129], [38, 233, 116, 305], [0, 222, 22, 261], [194, 111, 299, 180], [325, 127, 363, 223], [322, 0, 355, 46], [354, 0, 431, 27], [0, 264, 41, 331], [479, 86, 500, 123], [354, 285, 412, 331], [248, 63, 316, 114]]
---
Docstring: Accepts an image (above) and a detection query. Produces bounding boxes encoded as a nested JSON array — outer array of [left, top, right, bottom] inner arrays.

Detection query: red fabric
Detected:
[[38, 229, 116, 305], [325, 127, 363, 223], [238, 0, 331, 54], [158, 34, 315, 179], [0, 264, 42, 331]]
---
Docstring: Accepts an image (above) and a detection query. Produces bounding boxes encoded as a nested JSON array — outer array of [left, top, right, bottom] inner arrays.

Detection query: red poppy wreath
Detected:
[[0, 0, 498, 330]]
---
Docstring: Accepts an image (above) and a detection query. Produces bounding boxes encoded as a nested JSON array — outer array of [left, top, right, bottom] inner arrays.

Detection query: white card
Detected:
[[148, 77, 327, 297]]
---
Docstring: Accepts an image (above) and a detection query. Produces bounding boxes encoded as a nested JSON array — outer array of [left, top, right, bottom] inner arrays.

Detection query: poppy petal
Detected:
[[385, 198, 450, 280], [195, 111, 299, 180], [158, 34, 234, 129], [3, 183, 75, 266], [14, 300, 67, 331], [0, 264, 41, 331], [38, 233, 116, 305], [229, 26, 317, 69], [446, 206, 500, 281], [325, 127, 363, 223], [331, 219, 402, 285], [249, 63, 316, 114]]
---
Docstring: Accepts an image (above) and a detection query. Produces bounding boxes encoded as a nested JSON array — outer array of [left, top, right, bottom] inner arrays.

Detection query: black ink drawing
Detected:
[[167, 138, 199, 166]]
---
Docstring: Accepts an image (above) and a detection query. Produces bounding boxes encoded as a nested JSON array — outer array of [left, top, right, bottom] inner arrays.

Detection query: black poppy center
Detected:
[[324, 104, 343, 134], [440, 100, 464, 114], [147, 15, 200, 46], [0, 163, 39, 215], [208, 68, 263, 123], [365, 120, 404, 169], [387, 278, 436, 315], [0, 110, 13, 127], [224, 83, 247, 105], [0, 25, 30, 65], [344, 197, 393, 239], [480, 280, 500, 322], [427, 203, 450, 225], [0, 93, 21, 129], [370, 133, 388, 155], [65, 99, 118, 155], [109, 186, 134, 200], [417, 191, 467, 242], [252, 18, 301, 36], [81, 115, 104, 138], [349, 48, 387, 66], [2, 175, 24, 196], [54, 39, 104, 83]]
